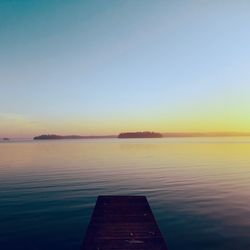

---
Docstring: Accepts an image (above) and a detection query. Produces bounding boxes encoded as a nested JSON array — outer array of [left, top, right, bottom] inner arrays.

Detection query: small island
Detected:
[[0, 137, 10, 141], [33, 134, 116, 140], [34, 135, 64, 140], [118, 131, 163, 138]]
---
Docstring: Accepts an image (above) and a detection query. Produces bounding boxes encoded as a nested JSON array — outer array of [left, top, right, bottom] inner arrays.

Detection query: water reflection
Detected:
[[0, 138, 250, 249]]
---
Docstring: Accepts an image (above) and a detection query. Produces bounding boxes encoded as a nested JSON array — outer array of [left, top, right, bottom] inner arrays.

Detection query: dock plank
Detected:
[[82, 196, 168, 250]]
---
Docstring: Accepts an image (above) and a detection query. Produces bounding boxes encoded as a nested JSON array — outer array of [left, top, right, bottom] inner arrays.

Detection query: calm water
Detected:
[[1, 138, 250, 250]]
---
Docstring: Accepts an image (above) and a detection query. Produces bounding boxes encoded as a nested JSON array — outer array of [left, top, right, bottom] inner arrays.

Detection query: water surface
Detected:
[[1, 138, 250, 250]]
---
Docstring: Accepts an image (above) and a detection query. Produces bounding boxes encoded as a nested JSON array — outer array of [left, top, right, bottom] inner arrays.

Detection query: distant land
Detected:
[[118, 132, 163, 138], [4, 138, 10, 140], [1, 138, 10, 141], [33, 132, 163, 140], [32, 132, 250, 140], [33, 134, 116, 140]]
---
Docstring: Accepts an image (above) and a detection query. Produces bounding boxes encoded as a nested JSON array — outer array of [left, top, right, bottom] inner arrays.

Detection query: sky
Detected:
[[1, 0, 250, 138]]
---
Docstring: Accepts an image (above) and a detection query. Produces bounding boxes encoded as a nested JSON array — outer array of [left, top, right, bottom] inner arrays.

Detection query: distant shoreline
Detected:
[[32, 132, 250, 140], [33, 135, 116, 140], [118, 132, 162, 138]]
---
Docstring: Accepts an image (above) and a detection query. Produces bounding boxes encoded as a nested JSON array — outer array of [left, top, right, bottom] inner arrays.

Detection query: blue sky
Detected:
[[1, 0, 250, 137]]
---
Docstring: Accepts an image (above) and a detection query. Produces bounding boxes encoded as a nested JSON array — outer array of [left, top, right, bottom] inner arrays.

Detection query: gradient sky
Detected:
[[1, 0, 250, 137]]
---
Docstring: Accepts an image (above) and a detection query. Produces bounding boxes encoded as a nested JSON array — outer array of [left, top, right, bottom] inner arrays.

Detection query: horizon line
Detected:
[[2, 131, 250, 140]]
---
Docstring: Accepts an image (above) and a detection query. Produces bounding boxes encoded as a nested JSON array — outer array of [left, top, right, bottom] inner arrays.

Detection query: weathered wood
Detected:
[[82, 195, 168, 250]]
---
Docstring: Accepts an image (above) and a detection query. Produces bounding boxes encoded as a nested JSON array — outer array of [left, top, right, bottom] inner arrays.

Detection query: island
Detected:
[[118, 131, 163, 138], [2, 138, 10, 141], [33, 134, 116, 140]]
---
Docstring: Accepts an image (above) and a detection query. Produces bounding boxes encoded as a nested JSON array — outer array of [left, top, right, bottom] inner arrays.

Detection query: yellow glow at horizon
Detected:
[[1, 104, 250, 137]]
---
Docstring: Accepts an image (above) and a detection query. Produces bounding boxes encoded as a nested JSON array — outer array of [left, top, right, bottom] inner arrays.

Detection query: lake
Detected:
[[1, 138, 250, 250]]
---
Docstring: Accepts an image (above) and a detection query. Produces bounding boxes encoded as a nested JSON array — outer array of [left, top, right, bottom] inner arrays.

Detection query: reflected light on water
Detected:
[[0, 138, 250, 249]]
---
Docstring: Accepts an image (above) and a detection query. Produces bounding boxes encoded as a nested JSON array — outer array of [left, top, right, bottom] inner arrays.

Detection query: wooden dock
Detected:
[[82, 195, 168, 250]]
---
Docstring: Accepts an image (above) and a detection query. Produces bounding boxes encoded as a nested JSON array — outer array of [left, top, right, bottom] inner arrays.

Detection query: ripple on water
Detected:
[[0, 138, 250, 250]]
